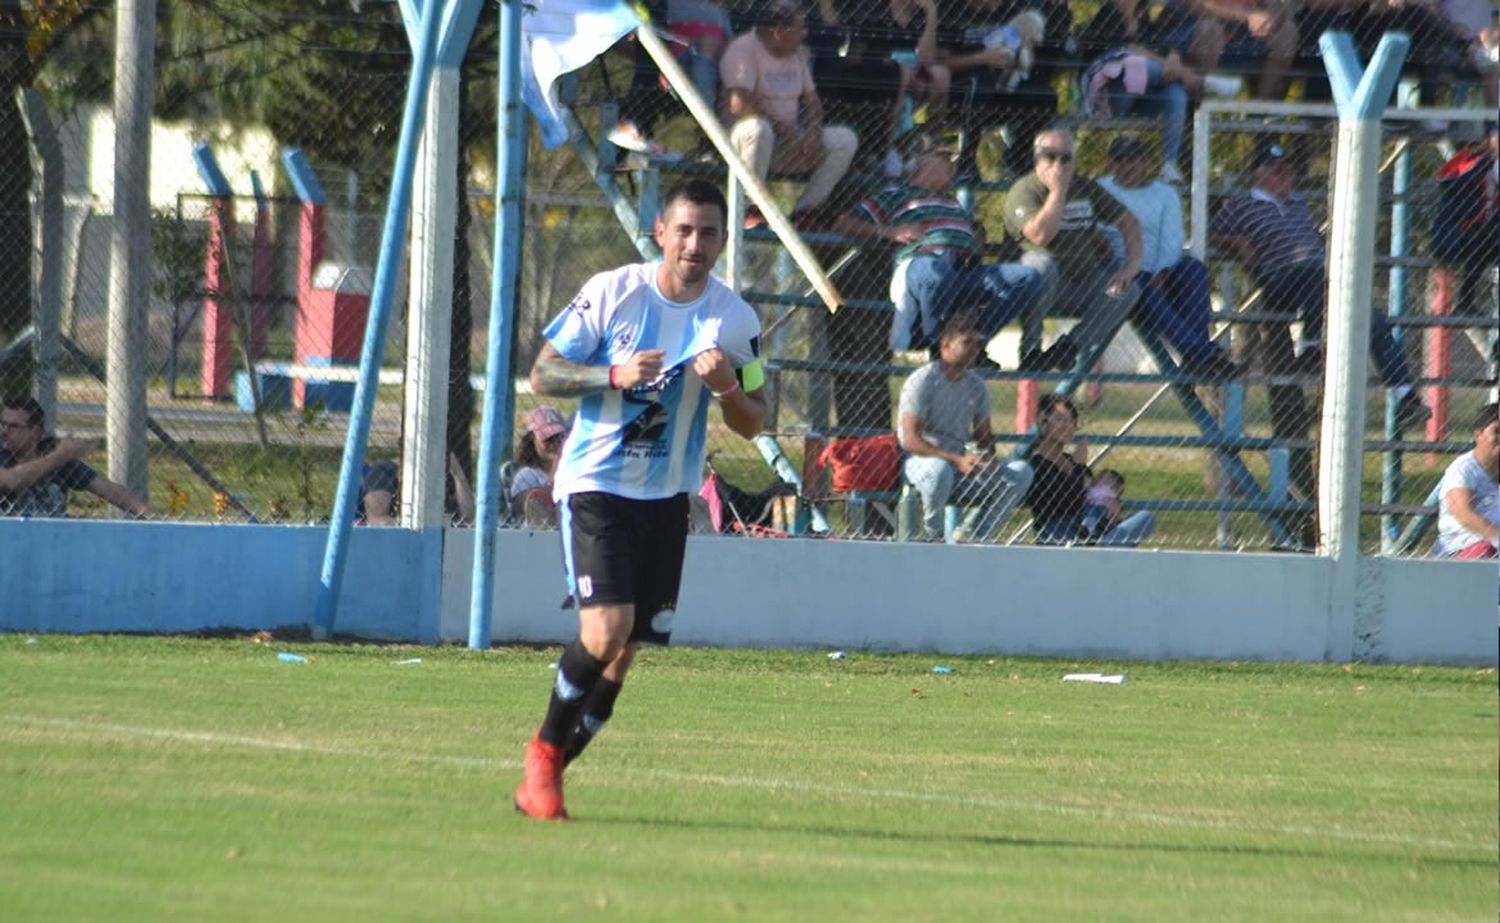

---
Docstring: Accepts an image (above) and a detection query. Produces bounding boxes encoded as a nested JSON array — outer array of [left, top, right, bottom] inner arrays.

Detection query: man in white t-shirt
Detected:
[[719, 0, 858, 227], [1097, 134, 1238, 379], [898, 312, 1033, 542], [513, 179, 768, 821], [1433, 402, 1499, 559]]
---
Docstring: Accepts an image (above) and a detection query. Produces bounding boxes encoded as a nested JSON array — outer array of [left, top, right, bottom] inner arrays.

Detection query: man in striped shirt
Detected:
[[833, 138, 1042, 355], [1210, 139, 1430, 431]]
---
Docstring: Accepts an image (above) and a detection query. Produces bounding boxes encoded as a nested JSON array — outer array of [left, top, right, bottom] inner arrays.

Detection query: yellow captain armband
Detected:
[[739, 359, 765, 393]]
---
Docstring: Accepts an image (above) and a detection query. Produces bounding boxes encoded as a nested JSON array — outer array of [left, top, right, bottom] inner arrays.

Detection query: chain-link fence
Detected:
[[2, 1, 1495, 558]]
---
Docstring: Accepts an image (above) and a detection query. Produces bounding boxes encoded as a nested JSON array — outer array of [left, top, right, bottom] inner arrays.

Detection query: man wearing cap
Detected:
[[1002, 125, 1143, 372], [1097, 134, 1237, 378], [1210, 139, 1430, 431], [832, 137, 1043, 356]]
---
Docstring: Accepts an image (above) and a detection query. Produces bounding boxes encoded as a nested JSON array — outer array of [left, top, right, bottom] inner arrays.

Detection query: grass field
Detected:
[[2, 634, 1494, 921]]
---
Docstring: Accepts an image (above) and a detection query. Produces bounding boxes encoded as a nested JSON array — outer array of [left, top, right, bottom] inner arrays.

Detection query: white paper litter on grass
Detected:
[[1063, 672, 1126, 684]]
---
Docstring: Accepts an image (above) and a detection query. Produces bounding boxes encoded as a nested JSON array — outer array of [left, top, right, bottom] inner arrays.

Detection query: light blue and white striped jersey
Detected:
[[544, 262, 761, 501]]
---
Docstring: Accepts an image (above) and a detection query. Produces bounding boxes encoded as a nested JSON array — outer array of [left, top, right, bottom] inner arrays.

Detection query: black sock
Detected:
[[564, 677, 623, 765], [538, 641, 606, 747]]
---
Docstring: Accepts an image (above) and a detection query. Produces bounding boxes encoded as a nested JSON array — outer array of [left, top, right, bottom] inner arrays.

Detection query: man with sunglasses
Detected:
[[0, 396, 150, 519], [1002, 125, 1143, 373]]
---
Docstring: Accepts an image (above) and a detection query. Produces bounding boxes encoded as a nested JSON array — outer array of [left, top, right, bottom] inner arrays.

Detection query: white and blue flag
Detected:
[[523, 0, 642, 147]]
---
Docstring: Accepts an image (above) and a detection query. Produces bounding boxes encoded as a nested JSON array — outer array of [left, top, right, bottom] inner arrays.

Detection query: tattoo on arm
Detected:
[[530, 344, 613, 397]]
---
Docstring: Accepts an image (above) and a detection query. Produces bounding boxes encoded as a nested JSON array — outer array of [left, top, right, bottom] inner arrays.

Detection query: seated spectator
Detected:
[[719, 0, 860, 227], [510, 405, 569, 526], [358, 451, 475, 527], [1001, 125, 1143, 372], [1432, 402, 1499, 559], [1441, 0, 1498, 108], [1162, 0, 1297, 101], [897, 312, 1034, 542], [668, 0, 735, 109], [1076, 0, 1241, 183], [807, 0, 951, 177], [1298, 0, 1492, 109], [0, 396, 150, 519], [935, 0, 1070, 176], [1079, 467, 1126, 541], [832, 136, 1042, 353], [1096, 134, 1238, 377], [1210, 139, 1431, 431], [1023, 394, 1156, 545]]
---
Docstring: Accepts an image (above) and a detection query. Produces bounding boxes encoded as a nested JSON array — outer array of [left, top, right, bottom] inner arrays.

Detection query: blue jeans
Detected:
[[1035, 510, 1156, 546], [1261, 262, 1410, 386], [1133, 256, 1220, 362], [1105, 57, 1188, 165], [904, 455, 1034, 541], [890, 255, 1044, 351]]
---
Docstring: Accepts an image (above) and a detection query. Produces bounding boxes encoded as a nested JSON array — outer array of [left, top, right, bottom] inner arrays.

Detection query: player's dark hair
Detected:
[[1474, 403, 1498, 433], [1, 395, 44, 428], [661, 179, 728, 227]]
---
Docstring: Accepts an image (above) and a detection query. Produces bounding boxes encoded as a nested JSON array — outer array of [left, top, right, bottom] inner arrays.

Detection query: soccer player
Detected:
[[513, 178, 767, 821]]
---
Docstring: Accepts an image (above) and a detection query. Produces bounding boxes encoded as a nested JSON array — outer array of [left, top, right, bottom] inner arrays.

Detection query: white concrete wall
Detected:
[[3, 520, 1493, 666], [451, 529, 1497, 666]]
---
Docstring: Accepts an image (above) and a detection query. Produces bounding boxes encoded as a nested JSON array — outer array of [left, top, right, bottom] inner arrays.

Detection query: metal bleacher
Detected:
[[548, 54, 1493, 551]]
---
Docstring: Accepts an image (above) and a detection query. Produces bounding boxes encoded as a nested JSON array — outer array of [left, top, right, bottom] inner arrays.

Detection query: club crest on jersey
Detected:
[[566, 293, 591, 315]]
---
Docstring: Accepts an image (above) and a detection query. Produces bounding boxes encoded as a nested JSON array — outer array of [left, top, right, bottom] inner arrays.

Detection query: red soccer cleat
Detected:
[[513, 733, 568, 821]]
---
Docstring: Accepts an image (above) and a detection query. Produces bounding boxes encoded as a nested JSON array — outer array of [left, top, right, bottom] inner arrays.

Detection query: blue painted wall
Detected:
[[0, 520, 444, 641]]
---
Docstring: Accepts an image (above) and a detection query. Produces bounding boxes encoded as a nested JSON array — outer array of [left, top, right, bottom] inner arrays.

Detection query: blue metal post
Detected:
[[1381, 103, 1413, 552], [313, 0, 446, 639], [469, 0, 526, 649]]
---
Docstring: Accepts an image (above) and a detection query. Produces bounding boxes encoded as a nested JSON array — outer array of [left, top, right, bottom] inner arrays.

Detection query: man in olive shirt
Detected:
[[1003, 126, 1143, 372]]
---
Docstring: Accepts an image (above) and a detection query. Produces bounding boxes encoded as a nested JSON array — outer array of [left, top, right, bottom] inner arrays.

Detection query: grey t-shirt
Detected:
[[897, 361, 989, 456]]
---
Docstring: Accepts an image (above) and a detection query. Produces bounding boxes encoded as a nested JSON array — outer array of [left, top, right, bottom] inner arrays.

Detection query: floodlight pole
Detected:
[[1316, 31, 1409, 661]]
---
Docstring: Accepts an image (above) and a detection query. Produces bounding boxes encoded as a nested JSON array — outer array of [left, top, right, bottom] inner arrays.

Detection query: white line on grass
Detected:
[[6, 715, 1489, 854]]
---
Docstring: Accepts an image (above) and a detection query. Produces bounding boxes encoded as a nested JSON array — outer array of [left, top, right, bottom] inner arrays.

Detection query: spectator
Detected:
[[668, 0, 735, 109], [1441, 0, 1498, 109], [1096, 134, 1238, 377], [1023, 394, 1156, 545], [1298, 0, 1492, 110], [1001, 125, 1143, 372], [0, 396, 150, 519], [935, 0, 1070, 176], [358, 451, 475, 527], [808, 0, 952, 177], [832, 136, 1042, 354], [1076, 0, 1242, 183], [897, 312, 1034, 541], [1079, 467, 1126, 540], [1209, 139, 1431, 431], [719, 0, 860, 227], [1432, 402, 1499, 559], [510, 405, 569, 526], [1172, 0, 1297, 101]]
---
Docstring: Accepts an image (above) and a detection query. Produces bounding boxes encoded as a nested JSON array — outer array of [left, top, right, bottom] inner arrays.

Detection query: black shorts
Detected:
[[561, 491, 689, 645]]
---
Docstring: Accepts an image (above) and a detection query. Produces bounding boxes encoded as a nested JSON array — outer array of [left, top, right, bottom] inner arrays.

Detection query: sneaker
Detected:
[[1202, 74, 1243, 98], [1181, 350, 1241, 379], [514, 733, 568, 821], [1394, 392, 1432, 430], [743, 206, 766, 230], [607, 120, 658, 154], [1160, 162, 1184, 185]]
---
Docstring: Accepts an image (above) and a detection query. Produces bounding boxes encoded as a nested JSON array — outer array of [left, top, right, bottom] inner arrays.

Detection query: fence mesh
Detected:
[[0, 1, 1494, 559]]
